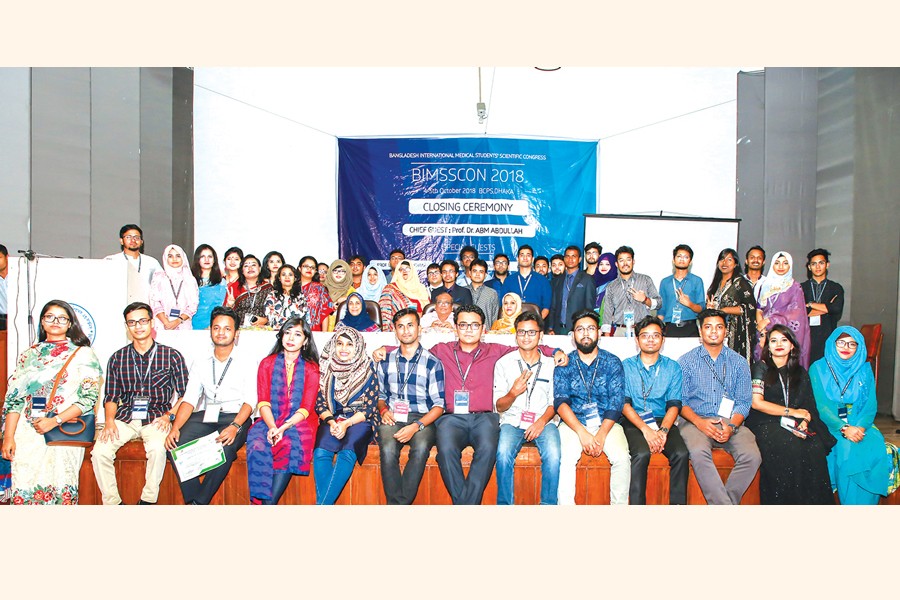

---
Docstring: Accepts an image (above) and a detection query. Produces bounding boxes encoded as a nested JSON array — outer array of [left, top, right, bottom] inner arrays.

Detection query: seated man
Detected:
[[431, 260, 473, 305], [678, 309, 761, 505], [376, 308, 445, 504], [554, 310, 631, 504], [620, 316, 688, 504], [91, 302, 189, 504], [165, 306, 258, 504], [493, 311, 560, 505], [420, 292, 455, 333]]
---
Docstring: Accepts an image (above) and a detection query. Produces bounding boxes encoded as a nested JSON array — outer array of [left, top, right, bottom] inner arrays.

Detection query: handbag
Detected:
[[42, 347, 97, 448]]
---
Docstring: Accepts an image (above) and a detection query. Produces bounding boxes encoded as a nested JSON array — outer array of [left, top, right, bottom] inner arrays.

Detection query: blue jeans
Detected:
[[313, 448, 357, 505], [495, 423, 561, 505]]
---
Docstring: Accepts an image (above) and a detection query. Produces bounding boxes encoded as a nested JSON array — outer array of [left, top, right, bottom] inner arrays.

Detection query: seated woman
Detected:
[[745, 325, 835, 504], [191, 244, 227, 330], [265, 265, 308, 329], [420, 292, 455, 333], [1, 300, 102, 504], [234, 254, 273, 329], [359, 263, 387, 303], [810, 326, 900, 504], [755, 251, 812, 368], [338, 292, 380, 332], [378, 260, 431, 331], [490, 292, 522, 334], [261, 250, 285, 288], [222, 246, 244, 309], [247, 317, 320, 505], [298, 255, 334, 332], [313, 325, 379, 505], [149, 244, 199, 330], [324, 259, 355, 332]]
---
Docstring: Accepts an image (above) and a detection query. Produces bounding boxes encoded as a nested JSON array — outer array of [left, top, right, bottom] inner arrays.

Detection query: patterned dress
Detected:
[[712, 275, 757, 363], [301, 281, 334, 332], [2, 341, 102, 505], [264, 290, 309, 329]]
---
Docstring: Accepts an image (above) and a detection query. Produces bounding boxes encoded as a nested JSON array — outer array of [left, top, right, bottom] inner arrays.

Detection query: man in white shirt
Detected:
[[103, 224, 162, 304], [493, 310, 560, 504], [165, 306, 258, 504]]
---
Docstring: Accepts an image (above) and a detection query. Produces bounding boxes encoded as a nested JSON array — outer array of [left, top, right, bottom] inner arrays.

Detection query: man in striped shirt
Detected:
[[678, 309, 761, 504], [376, 307, 445, 505], [600, 245, 661, 338]]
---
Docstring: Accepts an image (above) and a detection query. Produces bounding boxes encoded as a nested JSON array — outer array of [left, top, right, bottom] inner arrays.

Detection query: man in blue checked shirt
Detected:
[[620, 316, 688, 504], [376, 307, 445, 504], [678, 309, 761, 504]]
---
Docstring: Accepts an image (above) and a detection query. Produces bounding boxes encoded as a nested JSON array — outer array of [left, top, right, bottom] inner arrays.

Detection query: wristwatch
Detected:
[[230, 421, 242, 431], [727, 423, 738, 433], [55, 415, 63, 425], [168, 412, 176, 423], [415, 420, 425, 432], [659, 426, 670, 434]]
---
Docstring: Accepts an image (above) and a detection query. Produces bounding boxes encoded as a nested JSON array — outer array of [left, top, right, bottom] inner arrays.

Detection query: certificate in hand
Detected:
[[170, 431, 227, 482]]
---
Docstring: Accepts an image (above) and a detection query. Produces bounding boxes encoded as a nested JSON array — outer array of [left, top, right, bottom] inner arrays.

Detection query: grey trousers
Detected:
[[679, 420, 761, 505]]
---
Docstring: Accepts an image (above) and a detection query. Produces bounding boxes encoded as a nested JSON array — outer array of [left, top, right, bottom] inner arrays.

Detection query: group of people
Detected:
[[1, 226, 897, 506]]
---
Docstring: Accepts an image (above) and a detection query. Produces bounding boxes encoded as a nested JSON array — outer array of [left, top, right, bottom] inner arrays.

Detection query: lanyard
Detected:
[[703, 354, 728, 396], [620, 278, 634, 308], [714, 279, 733, 303], [825, 360, 854, 399], [131, 344, 158, 395], [574, 355, 600, 405], [672, 276, 687, 294], [517, 358, 543, 410], [210, 357, 233, 402], [638, 361, 660, 413], [168, 277, 184, 302], [453, 346, 482, 391], [395, 346, 421, 401], [518, 273, 532, 297], [811, 280, 827, 303], [778, 372, 790, 408], [125, 251, 142, 273]]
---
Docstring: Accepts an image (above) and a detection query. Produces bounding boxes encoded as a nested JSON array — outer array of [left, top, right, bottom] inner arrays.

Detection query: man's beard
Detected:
[[575, 338, 598, 354]]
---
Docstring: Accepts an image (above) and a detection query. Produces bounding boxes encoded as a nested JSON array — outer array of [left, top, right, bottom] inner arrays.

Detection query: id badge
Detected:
[[583, 402, 601, 429], [837, 405, 848, 423], [335, 415, 348, 423], [453, 390, 470, 415], [809, 315, 821, 327], [393, 400, 410, 423], [519, 410, 537, 430], [168, 308, 181, 318], [132, 395, 150, 421], [717, 396, 735, 419], [671, 305, 683, 326], [623, 310, 635, 328], [780, 416, 797, 429], [638, 410, 659, 431], [31, 396, 47, 419], [203, 404, 221, 423], [243, 313, 255, 327]]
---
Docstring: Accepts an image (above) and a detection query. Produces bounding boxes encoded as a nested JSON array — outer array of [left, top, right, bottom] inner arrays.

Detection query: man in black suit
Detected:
[[548, 246, 597, 334]]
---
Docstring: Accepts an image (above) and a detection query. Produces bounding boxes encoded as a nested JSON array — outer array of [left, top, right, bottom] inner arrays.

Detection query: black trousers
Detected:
[[621, 418, 689, 504], [168, 411, 248, 505], [664, 320, 698, 338]]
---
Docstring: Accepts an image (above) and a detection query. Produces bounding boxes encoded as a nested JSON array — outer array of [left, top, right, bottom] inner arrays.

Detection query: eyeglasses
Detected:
[[331, 268, 346, 274], [125, 318, 151, 328], [835, 339, 858, 349], [436, 300, 452, 305], [516, 330, 540, 338], [123, 234, 142, 241], [638, 333, 662, 341], [42, 315, 70, 325], [300, 264, 315, 270], [574, 325, 598, 335], [457, 322, 482, 331]]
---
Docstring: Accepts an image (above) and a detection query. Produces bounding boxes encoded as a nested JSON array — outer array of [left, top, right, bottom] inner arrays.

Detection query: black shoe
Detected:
[[137, 500, 156, 505]]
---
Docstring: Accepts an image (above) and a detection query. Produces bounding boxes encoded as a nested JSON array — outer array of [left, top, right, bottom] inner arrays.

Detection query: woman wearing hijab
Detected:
[[149, 244, 199, 331], [313, 325, 379, 504], [490, 292, 523, 333], [810, 326, 900, 504], [298, 255, 334, 332], [593, 252, 618, 323], [746, 325, 835, 504], [754, 251, 812, 368], [359, 264, 387, 303], [324, 259, 355, 332], [247, 317, 320, 505], [338, 292, 379, 332], [706, 248, 757, 362], [378, 260, 431, 332]]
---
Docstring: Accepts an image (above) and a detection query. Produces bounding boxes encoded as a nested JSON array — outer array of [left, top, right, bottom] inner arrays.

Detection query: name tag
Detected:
[[132, 395, 150, 421], [671, 305, 683, 325], [583, 402, 601, 429], [168, 308, 181, 319], [243, 314, 255, 327], [453, 390, 470, 415], [623, 310, 635, 328], [837, 405, 848, 423], [519, 410, 536, 430], [780, 416, 807, 438], [31, 396, 47, 419], [203, 404, 221, 423], [393, 400, 410, 423], [335, 415, 348, 423], [809, 315, 821, 327], [639, 410, 659, 431], [717, 396, 735, 419]]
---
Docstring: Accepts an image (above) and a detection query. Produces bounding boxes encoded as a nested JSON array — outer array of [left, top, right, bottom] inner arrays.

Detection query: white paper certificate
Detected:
[[170, 431, 227, 482]]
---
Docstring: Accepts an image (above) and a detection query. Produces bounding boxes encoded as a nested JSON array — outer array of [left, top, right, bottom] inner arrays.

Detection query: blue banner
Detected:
[[337, 137, 597, 275]]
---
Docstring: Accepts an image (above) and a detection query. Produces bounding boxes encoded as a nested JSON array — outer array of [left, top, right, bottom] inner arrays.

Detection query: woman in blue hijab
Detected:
[[338, 292, 379, 332], [809, 326, 900, 504]]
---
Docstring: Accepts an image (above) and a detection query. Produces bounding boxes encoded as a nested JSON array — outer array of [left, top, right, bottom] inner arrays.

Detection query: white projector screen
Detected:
[[583, 214, 740, 297]]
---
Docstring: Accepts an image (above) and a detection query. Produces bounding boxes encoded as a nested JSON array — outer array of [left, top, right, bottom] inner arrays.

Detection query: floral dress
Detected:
[[2, 341, 102, 504]]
